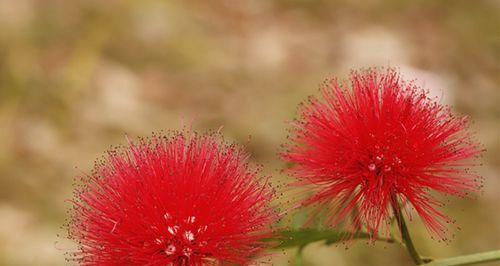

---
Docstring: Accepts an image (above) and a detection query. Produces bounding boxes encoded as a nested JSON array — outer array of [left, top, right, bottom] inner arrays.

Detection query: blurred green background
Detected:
[[0, 0, 498, 265]]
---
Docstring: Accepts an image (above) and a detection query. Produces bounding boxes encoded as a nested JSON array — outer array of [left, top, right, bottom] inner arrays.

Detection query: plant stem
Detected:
[[427, 250, 500, 266], [392, 197, 424, 265], [295, 245, 305, 266]]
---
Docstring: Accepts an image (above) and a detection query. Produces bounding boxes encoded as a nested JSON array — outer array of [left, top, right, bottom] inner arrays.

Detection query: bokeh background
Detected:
[[0, 0, 498, 265]]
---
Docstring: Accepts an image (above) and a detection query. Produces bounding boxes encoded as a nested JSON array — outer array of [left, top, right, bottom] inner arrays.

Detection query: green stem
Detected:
[[392, 197, 424, 265], [295, 245, 305, 266], [427, 250, 500, 266]]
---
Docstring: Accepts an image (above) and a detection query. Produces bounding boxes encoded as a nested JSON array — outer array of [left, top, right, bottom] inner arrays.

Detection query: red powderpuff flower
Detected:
[[282, 69, 481, 240], [68, 132, 277, 265]]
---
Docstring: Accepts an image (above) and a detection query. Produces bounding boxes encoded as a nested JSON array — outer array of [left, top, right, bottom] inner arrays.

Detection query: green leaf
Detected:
[[268, 229, 371, 249]]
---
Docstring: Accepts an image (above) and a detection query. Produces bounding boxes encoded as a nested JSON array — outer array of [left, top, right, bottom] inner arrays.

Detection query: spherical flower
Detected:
[[282, 69, 481, 240], [68, 132, 277, 265]]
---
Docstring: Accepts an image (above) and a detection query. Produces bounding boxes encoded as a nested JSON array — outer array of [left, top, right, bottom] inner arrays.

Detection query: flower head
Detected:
[[282, 68, 481, 239], [68, 132, 276, 265]]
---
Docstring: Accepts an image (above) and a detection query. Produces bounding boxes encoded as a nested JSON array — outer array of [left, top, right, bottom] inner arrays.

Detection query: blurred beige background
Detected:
[[0, 0, 498, 265]]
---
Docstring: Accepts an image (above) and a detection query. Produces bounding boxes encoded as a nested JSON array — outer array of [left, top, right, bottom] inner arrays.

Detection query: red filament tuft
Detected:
[[68, 132, 277, 265], [282, 68, 481, 240]]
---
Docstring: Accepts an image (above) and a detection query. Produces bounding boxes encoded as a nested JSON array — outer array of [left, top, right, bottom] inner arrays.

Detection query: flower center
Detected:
[[366, 153, 402, 175], [156, 214, 209, 260]]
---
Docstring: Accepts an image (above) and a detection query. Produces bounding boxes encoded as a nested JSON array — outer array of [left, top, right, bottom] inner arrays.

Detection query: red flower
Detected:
[[68, 132, 276, 265], [282, 69, 481, 239]]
